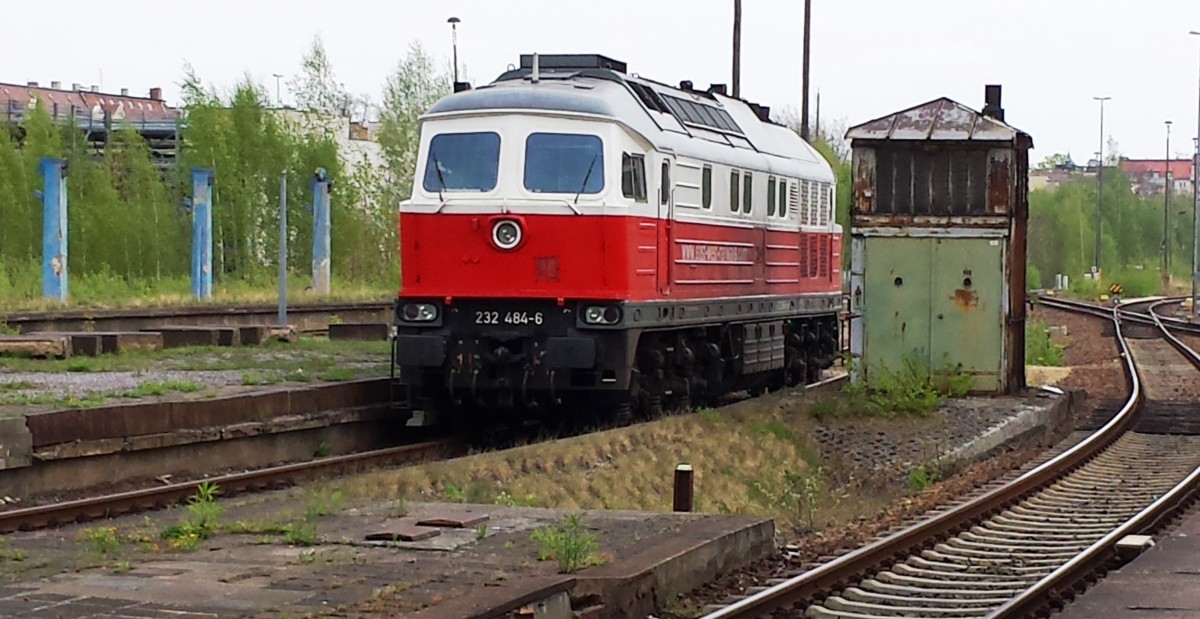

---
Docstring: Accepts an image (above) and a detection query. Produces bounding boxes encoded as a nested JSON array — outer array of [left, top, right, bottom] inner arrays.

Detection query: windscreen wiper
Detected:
[[430, 153, 447, 202], [573, 153, 599, 205]]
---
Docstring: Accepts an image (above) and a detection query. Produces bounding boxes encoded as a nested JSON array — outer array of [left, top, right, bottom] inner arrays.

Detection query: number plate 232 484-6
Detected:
[[474, 310, 544, 326]]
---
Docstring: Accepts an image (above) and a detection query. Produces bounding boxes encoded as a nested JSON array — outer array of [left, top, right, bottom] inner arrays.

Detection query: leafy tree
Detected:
[[378, 42, 450, 208], [288, 34, 348, 117]]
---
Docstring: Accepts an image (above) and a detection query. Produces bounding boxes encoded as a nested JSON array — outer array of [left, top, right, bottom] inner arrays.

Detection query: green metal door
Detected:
[[929, 238, 1004, 391], [862, 237, 932, 379]]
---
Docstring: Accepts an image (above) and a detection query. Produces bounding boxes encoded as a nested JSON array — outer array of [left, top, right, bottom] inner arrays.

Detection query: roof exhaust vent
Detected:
[[708, 84, 727, 96], [983, 85, 1004, 122], [679, 80, 693, 91]]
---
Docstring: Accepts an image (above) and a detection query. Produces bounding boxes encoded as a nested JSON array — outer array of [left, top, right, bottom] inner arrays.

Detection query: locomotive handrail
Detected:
[[433, 197, 582, 215]]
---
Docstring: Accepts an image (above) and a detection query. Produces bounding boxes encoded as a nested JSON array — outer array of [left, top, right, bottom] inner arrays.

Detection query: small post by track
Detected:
[[673, 464, 694, 512]]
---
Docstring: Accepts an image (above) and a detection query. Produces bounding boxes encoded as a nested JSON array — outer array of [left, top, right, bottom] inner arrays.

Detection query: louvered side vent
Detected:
[[798, 233, 809, 276], [809, 182, 820, 226], [818, 235, 830, 278], [797, 181, 809, 224], [789, 181, 800, 220], [819, 183, 830, 226], [809, 232, 820, 278]]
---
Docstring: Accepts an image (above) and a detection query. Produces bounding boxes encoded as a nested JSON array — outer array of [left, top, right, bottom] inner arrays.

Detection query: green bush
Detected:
[[846, 353, 971, 418], [1026, 318, 1064, 366], [531, 514, 604, 573]]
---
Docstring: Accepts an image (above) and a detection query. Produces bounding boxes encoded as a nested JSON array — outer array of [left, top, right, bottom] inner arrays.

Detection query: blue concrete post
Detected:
[[311, 168, 331, 295], [38, 157, 68, 302], [190, 168, 214, 299]]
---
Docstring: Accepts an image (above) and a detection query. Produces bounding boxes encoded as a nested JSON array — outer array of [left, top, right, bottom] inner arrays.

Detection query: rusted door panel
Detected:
[[930, 238, 1003, 391], [862, 237, 932, 379], [852, 148, 876, 214]]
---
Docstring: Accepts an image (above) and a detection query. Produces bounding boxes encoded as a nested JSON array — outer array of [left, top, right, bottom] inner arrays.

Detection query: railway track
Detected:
[[0, 439, 462, 534], [698, 299, 1200, 618], [1, 300, 391, 334], [0, 372, 847, 537]]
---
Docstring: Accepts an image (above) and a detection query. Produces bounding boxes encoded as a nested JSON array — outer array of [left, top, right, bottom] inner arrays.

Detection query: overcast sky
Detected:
[[4, 0, 1200, 164]]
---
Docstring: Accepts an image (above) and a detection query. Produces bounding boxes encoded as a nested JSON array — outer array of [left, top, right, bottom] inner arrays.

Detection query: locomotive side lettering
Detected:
[[679, 243, 753, 264]]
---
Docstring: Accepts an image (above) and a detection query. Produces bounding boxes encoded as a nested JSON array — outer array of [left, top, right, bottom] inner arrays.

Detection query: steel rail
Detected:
[[988, 300, 1200, 617], [0, 439, 460, 535], [697, 304, 1142, 619]]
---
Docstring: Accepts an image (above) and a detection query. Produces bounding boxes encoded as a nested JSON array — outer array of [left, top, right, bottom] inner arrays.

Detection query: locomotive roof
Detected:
[[422, 61, 834, 184]]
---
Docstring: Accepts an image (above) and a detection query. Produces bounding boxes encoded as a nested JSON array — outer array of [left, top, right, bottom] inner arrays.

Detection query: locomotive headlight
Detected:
[[492, 219, 522, 250], [583, 305, 621, 325], [400, 302, 439, 322]]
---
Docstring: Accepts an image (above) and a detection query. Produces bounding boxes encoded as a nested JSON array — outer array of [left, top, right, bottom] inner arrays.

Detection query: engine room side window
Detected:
[[660, 161, 671, 205], [729, 169, 739, 212], [423, 132, 501, 192], [524, 133, 604, 194], [702, 165, 712, 209], [742, 172, 753, 214], [767, 177, 777, 217], [621, 153, 647, 201]]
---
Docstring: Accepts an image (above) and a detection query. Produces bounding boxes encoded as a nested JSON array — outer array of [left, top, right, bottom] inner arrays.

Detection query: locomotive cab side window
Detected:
[[621, 153, 647, 201], [524, 133, 604, 194], [423, 131, 501, 192], [702, 165, 712, 209]]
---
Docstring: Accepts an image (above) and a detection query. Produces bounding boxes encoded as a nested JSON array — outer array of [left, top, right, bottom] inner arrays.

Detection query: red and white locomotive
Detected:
[[391, 54, 842, 425]]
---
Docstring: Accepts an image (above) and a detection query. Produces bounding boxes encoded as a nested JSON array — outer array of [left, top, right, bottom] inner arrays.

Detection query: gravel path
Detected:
[[0, 370, 246, 398], [813, 395, 1041, 487]]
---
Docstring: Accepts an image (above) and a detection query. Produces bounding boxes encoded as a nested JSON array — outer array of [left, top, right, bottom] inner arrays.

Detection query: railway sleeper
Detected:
[[959, 530, 1098, 547], [859, 578, 1025, 599], [982, 517, 1115, 535], [931, 543, 1081, 562], [902, 558, 1047, 579], [819, 595, 992, 617], [907, 556, 1051, 575], [840, 586, 1012, 608], [948, 536, 1092, 553], [877, 569, 1034, 590], [970, 524, 1108, 540], [1001, 506, 1116, 524]]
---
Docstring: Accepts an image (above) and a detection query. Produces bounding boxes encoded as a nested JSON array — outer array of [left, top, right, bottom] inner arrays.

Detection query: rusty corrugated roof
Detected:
[[846, 98, 1023, 142]]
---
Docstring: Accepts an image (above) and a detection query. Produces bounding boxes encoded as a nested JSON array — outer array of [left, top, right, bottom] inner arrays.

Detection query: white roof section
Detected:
[[421, 66, 834, 185]]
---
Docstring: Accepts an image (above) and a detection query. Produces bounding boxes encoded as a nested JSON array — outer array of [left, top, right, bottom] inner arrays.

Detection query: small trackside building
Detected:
[[845, 85, 1033, 394]]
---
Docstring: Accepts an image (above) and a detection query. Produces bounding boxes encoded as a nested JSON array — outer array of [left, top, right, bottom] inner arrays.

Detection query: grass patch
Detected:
[[531, 514, 604, 573], [0, 381, 33, 392], [0, 337, 389, 376], [123, 380, 203, 398], [160, 481, 223, 552], [843, 354, 971, 419], [0, 537, 25, 563], [81, 527, 122, 556]]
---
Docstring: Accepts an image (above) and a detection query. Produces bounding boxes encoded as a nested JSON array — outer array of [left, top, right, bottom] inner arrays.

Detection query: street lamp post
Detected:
[[448, 17, 461, 85], [1166, 120, 1174, 289], [1190, 30, 1200, 321], [1094, 96, 1111, 278]]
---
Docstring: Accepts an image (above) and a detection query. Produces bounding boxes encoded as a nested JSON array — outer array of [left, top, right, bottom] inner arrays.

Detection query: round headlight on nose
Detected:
[[492, 219, 522, 250]]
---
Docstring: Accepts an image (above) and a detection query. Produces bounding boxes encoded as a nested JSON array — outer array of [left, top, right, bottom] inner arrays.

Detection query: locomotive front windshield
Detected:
[[423, 132, 501, 192], [523, 133, 604, 194]]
